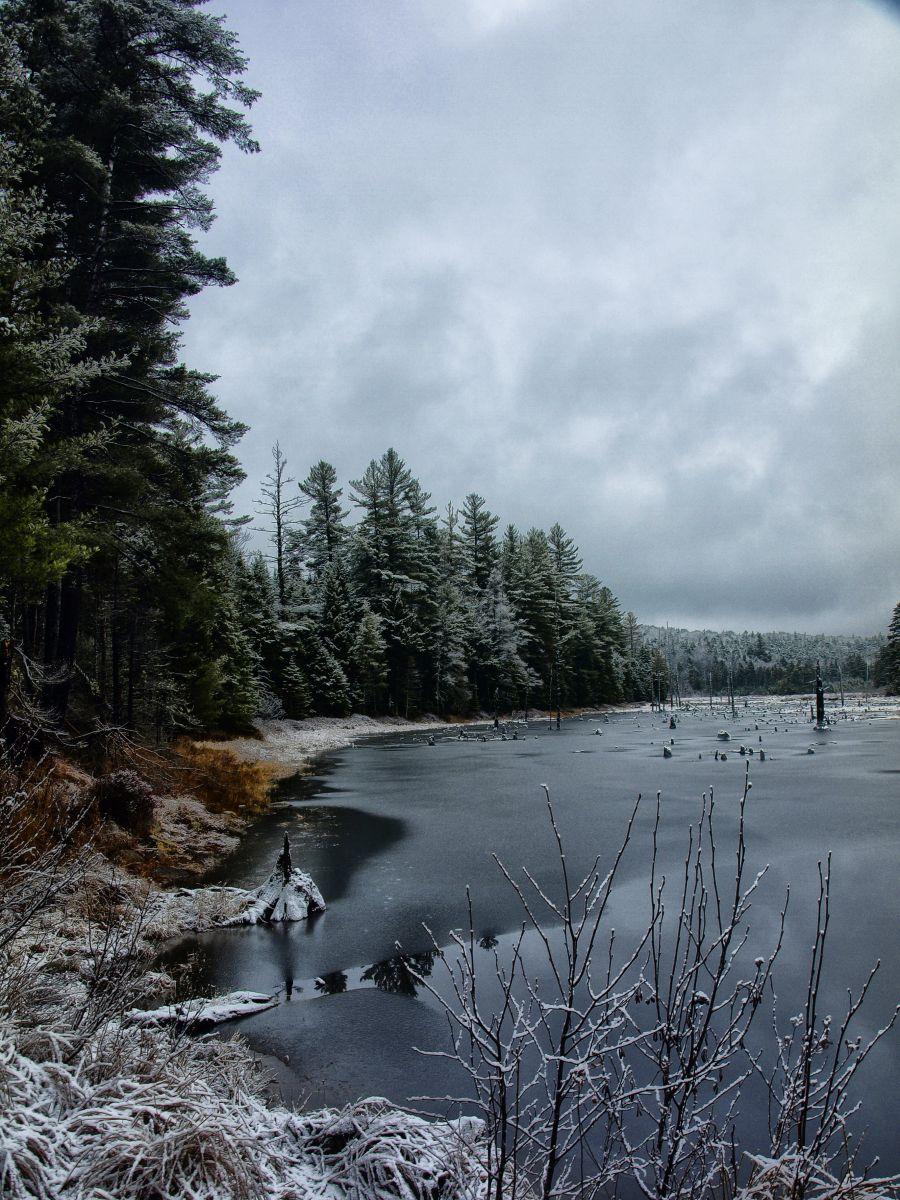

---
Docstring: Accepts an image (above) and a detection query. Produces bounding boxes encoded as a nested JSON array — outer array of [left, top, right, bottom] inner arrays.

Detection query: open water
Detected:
[[164, 702, 899, 1169]]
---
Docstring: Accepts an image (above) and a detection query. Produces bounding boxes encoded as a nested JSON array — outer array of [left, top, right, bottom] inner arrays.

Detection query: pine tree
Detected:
[[430, 581, 471, 714], [460, 493, 499, 595], [293, 459, 349, 578], [0, 32, 104, 724], [350, 448, 436, 712], [303, 635, 351, 716], [351, 606, 388, 714], [873, 601, 900, 694], [1, 0, 258, 720], [439, 504, 464, 583], [471, 568, 535, 711], [317, 558, 358, 672]]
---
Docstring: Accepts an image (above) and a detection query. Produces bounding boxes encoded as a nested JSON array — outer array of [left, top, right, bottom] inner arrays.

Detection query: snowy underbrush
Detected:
[[0, 767, 487, 1200], [0, 882, 486, 1199], [0, 1017, 485, 1199]]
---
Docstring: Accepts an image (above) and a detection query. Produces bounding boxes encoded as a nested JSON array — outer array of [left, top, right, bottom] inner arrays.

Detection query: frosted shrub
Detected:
[[414, 771, 898, 1200]]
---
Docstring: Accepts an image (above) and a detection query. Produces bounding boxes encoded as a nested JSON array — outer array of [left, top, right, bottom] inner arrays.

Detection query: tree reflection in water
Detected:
[[361, 951, 435, 997], [314, 971, 349, 995]]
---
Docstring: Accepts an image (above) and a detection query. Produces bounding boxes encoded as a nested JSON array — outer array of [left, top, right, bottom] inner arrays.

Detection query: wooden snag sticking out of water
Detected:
[[815, 660, 826, 729], [224, 833, 326, 926]]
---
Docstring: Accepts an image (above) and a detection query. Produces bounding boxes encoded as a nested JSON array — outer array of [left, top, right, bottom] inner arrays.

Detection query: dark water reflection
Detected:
[[165, 706, 899, 1166]]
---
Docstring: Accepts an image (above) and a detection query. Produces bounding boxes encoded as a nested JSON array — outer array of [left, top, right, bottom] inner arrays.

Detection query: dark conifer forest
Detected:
[[0, 0, 640, 734]]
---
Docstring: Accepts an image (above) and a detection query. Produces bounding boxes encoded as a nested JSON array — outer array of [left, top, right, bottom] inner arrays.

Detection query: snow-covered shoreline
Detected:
[[196, 713, 457, 777], [198, 707, 648, 777]]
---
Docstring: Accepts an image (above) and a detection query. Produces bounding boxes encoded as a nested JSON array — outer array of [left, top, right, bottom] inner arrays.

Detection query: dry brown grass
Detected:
[[0, 755, 97, 879], [169, 740, 276, 817]]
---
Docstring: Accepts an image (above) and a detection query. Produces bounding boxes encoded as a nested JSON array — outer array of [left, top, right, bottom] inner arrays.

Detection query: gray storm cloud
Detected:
[[183, 0, 900, 633]]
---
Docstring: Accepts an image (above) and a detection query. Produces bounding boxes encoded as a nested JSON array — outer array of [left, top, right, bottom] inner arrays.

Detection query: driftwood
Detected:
[[128, 991, 278, 1029]]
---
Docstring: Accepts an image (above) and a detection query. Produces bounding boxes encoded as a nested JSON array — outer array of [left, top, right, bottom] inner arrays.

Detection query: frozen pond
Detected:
[[165, 702, 899, 1167]]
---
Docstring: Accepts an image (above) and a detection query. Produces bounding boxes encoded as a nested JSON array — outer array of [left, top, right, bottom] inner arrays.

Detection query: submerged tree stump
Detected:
[[223, 834, 325, 926]]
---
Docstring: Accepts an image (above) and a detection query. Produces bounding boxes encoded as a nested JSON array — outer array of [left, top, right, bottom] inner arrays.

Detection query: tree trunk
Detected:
[[0, 637, 12, 731], [41, 567, 82, 720]]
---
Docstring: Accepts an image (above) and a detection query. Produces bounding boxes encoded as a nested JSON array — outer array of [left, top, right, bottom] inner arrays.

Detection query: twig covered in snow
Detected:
[[412, 766, 898, 1200]]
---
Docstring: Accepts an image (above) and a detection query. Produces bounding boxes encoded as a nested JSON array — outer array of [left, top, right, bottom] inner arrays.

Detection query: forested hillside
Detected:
[[237, 444, 645, 723], [641, 625, 886, 697]]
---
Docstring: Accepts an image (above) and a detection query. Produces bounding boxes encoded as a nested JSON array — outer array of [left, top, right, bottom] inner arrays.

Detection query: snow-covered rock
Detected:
[[128, 990, 278, 1028]]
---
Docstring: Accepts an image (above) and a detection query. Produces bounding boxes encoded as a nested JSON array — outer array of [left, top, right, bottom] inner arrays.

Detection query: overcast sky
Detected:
[[183, 0, 900, 635]]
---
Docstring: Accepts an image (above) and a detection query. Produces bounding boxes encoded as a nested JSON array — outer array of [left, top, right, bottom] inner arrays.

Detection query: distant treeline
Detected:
[[641, 625, 887, 697]]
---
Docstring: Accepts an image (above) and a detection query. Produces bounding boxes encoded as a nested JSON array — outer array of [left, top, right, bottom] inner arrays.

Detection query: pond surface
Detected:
[[165, 703, 899, 1166]]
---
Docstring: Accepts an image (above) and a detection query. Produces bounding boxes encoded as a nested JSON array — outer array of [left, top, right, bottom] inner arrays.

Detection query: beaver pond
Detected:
[[163, 701, 899, 1171]]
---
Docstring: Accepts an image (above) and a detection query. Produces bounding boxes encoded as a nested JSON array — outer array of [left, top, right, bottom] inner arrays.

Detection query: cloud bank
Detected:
[[183, 0, 900, 633]]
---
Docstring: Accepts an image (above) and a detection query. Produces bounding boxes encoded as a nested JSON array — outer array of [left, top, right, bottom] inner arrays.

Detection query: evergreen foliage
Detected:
[[243, 447, 630, 718], [872, 601, 900, 694], [642, 624, 885, 699], [0, 0, 258, 731]]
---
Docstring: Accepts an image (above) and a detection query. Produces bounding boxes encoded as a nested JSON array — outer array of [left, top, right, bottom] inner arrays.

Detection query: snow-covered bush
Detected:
[[413, 772, 898, 1200]]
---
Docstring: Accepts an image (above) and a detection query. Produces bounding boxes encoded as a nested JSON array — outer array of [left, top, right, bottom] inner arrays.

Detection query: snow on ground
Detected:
[[201, 714, 454, 775], [0, 848, 487, 1199], [0, 1016, 487, 1199], [203, 708, 645, 774], [128, 990, 279, 1028]]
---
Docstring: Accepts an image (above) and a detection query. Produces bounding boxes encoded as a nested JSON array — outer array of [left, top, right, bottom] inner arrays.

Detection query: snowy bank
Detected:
[[128, 990, 279, 1028], [0, 1021, 487, 1199], [201, 713, 453, 775]]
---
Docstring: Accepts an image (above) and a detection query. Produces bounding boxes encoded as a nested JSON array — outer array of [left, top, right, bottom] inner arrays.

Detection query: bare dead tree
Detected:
[[255, 441, 303, 607]]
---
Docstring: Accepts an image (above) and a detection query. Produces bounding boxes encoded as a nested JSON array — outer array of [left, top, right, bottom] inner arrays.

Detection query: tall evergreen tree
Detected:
[[873, 601, 900, 694], [293, 459, 349, 578], [0, 31, 103, 724], [350, 448, 436, 711], [1, 0, 258, 720], [470, 568, 535, 712], [351, 606, 388, 714], [460, 493, 499, 595]]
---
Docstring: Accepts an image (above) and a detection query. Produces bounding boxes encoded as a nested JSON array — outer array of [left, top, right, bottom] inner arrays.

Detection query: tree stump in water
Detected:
[[223, 835, 325, 926]]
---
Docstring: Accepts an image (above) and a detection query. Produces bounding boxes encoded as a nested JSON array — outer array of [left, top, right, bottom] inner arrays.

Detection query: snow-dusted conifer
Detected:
[[351, 605, 389, 713], [471, 568, 535, 709], [293, 459, 349, 578], [460, 492, 499, 595]]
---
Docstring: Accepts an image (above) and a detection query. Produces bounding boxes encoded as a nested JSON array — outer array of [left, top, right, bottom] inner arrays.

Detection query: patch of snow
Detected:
[[128, 990, 278, 1028]]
